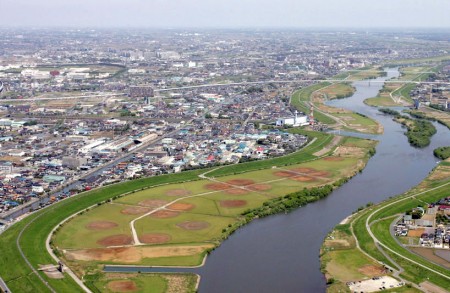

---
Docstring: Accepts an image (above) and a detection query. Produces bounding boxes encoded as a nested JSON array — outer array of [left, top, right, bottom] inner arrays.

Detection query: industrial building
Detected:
[[276, 111, 309, 127]]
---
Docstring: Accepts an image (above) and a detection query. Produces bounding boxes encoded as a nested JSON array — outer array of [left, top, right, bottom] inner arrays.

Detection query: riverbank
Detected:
[[378, 108, 437, 148], [363, 65, 437, 107], [51, 135, 377, 292], [291, 80, 383, 134], [321, 160, 450, 292]]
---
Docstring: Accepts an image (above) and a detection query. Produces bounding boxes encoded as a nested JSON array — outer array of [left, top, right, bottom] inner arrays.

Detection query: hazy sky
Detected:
[[1, 0, 449, 28]]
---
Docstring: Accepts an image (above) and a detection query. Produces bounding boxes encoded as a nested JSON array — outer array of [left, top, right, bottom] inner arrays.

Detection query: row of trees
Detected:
[[434, 146, 450, 160], [379, 108, 436, 148], [241, 184, 338, 220]]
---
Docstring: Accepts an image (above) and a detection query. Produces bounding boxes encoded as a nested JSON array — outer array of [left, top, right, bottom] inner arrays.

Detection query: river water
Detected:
[[101, 69, 450, 292], [192, 69, 450, 292]]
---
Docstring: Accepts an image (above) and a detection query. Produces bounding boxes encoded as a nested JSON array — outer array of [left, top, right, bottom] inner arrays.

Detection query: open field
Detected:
[[321, 223, 391, 292], [384, 55, 450, 66], [87, 272, 197, 293], [408, 107, 450, 130], [52, 136, 377, 287], [0, 120, 380, 293], [364, 65, 438, 107], [291, 83, 335, 124], [317, 83, 355, 100], [291, 81, 382, 134], [323, 162, 450, 292], [333, 67, 385, 81]]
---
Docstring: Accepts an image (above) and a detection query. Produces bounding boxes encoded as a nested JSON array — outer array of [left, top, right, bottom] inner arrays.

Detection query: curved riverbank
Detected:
[[321, 161, 450, 291], [196, 68, 450, 293]]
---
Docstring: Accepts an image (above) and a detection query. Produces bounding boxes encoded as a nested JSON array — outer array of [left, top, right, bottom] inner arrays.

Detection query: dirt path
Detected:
[[313, 135, 342, 156]]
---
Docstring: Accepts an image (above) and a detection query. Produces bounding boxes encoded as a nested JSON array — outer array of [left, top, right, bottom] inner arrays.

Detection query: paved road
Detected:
[[0, 93, 125, 103], [155, 79, 449, 93], [0, 275, 11, 293], [365, 181, 450, 282]]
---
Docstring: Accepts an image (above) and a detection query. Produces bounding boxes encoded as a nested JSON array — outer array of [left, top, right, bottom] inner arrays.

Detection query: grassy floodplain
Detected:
[[408, 107, 450, 130], [86, 272, 198, 293], [364, 64, 442, 107], [0, 124, 378, 293], [53, 135, 376, 283], [379, 108, 437, 148], [291, 81, 382, 134], [333, 67, 385, 81], [321, 160, 450, 292]]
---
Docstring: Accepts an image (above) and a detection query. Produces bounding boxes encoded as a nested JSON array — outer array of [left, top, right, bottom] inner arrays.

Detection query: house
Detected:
[[403, 214, 413, 225]]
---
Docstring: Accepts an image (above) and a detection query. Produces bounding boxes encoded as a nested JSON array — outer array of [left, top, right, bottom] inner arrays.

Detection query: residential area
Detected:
[[395, 196, 450, 249]]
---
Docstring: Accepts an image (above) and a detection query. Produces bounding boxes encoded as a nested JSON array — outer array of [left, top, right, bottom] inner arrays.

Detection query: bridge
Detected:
[[154, 79, 449, 92], [0, 76, 447, 103]]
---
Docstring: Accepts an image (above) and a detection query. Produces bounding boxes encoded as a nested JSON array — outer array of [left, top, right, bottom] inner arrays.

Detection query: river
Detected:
[[105, 69, 450, 292], [195, 69, 450, 292]]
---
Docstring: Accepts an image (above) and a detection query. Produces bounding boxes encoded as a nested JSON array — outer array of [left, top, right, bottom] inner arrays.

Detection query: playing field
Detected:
[[54, 137, 377, 275]]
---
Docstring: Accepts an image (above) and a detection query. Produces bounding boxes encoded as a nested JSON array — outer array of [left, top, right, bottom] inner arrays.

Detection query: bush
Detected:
[[434, 146, 450, 160]]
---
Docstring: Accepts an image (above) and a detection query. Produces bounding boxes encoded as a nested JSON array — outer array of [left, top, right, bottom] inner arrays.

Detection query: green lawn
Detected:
[[290, 83, 336, 124], [135, 212, 237, 245], [345, 163, 450, 291], [0, 110, 375, 293], [88, 273, 197, 293], [326, 248, 377, 281]]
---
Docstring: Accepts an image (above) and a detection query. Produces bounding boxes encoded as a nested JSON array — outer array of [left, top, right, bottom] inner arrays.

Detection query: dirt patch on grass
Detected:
[[165, 189, 192, 196], [357, 264, 386, 276], [107, 280, 138, 292], [167, 202, 195, 211], [314, 136, 342, 157], [247, 184, 272, 191], [165, 274, 198, 293], [226, 179, 255, 186], [324, 239, 351, 249], [225, 188, 249, 195], [426, 165, 450, 182], [150, 210, 180, 219], [291, 167, 316, 174], [273, 170, 297, 177], [139, 233, 171, 244], [292, 176, 316, 182], [177, 221, 210, 230], [120, 206, 150, 215], [334, 146, 364, 157], [65, 244, 214, 263], [138, 199, 168, 208], [419, 281, 450, 293], [275, 167, 329, 179], [205, 183, 229, 190], [220, 200, 247, 208], [324, 156, 344, 162], [97, 234, 133, 247], [308, 170, 331, 177], [86, 221, 118, 230], [407, 228, 425, 237], [410, 247, 450, 269], [39, 264, 64, 279]]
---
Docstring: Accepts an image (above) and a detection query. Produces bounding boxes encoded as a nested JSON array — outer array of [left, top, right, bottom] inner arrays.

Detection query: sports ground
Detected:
[[53, 136, 376, 281]]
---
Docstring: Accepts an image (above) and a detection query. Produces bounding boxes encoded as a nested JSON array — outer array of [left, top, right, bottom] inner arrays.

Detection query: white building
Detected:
[[276, 111, 309, 127]]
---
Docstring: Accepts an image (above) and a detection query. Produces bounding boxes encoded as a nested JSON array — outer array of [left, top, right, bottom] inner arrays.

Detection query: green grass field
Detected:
[[384, 55, 450, 66], [290, 83, 336, 124], [333, 67, 384, 81], [0, 127, 357, 292], [87, 272, 197, 293], [324, 162, 450, 291], [318, 83, 354, 100], [364, 65, 439, 107], [51, 136, 377, 287]]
